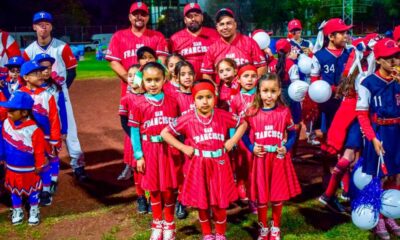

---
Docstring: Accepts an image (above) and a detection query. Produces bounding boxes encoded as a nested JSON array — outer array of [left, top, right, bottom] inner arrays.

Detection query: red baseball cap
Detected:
[[394, 25, 400, 42], [373, 38, 400, 59], [323, 18, 352, 36], [215, 8, 235, 22], [288, 19, 302, 32], [129, 2, 149, 14], [184, 3, 202, 16], [275, 39, 291, 54]]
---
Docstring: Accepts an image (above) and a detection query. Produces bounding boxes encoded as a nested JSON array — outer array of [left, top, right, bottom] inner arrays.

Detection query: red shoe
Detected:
[[269, 222, 280, 240], [385, 218, 400, 237], [238, 184, 249, 202], [150, 220, 163, 240], [257, 222, 269, 240], [163, 221, 176, 240], [374, 218, 390, 240]]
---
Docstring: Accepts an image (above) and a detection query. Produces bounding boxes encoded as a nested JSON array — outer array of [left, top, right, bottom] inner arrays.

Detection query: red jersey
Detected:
[[169, 108, 241, 151], [170, 27, 219, 79], [201, 33, 267, 75], [247, 105, 295, 146], [163, 81, 180, 96], [230, 91, 256, 117], [128, 94, 178, 135], [119, 92, 143, 117], [176, 91, 194, 116], [105, 28, 169, 96]]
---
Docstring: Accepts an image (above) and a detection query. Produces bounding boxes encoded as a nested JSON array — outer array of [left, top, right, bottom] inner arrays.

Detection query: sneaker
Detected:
[[73, 166, 88, 182], [374, 218, 390, 240], [28, 206, 40, 226], [175, 201, 188, 220], [270, 226, 281, 240], [202, 235, 215, 240], [11, 208, 24, 225], [318, 194, 346, 213], [50, 181, 58, 195], [215, 234, 227, 240], [163, 221, 176, 240], [339, 191, 350, 202], [117, 164, 133, 181], [249, 201, 258, 214], [39, 191, 52, 206], [150, 220, 163, 240], [137, 196, 148, 214], [238, 184, 249, 202], [385, 218, 400, 237], [257, 222, 269, 240]]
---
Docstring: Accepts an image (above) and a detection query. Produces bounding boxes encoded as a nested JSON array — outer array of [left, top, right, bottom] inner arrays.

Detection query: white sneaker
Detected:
[[150, 220, 163, 240], [28, 206, 40, 226], [257, 222, 269, 240], [11, 208, 24, 225]]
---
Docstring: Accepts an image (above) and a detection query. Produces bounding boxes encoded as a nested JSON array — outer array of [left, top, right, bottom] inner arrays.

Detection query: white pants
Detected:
[[61, 84, 84, 169]]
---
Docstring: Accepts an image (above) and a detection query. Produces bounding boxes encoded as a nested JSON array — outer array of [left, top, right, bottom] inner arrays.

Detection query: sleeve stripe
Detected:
[[66, 64, 77, 70], [128, 119, 139, 125], [168, 122, 181, 136], [156, 50, 169, 56], [105, 55, 121, 61], [201, 68, 214, 73]]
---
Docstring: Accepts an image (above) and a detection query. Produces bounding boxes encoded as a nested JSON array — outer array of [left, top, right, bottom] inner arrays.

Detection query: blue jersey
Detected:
[[357, 73, 400, 119], [289, 39, 313, 55], [311, 47, 351, 86]]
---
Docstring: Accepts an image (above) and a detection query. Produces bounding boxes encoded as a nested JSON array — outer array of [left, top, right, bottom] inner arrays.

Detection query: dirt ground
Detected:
[[0, 78, 331, 239]]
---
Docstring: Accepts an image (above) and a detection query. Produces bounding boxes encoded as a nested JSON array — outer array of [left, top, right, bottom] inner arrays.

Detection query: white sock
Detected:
[[43, 186, 50, 192], [51, 176, 58, 182]]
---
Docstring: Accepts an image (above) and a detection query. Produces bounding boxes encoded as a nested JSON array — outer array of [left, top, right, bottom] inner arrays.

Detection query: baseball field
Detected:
[[0, 53, 375, 239]]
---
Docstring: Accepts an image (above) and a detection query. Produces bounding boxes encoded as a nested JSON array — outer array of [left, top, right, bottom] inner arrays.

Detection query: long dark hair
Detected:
[[247, 73, 285, 116], [175, 60, 195, 83], [276, 50, 286, 82]]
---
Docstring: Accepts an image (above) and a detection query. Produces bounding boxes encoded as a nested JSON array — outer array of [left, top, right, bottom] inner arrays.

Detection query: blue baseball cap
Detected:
[[5, 56, 25, 69], [20, 60, 47, 76], [33, 11, 53, 24], [0, 91, 34, 110], [33, 53, 55, 65]]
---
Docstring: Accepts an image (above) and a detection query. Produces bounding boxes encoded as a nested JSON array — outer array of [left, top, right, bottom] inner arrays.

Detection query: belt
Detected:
[[142, 134, 164, 142], [372, 115, 400, 125], [194, 148, 225, 158], [262, 144, 278, 152]]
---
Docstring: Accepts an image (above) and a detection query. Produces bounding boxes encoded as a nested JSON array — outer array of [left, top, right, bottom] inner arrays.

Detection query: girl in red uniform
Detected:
[[161, 80, 248, 240], [130, 62, 180, 240], [229, 64, 258, 206], [174, 60, 195, 219], [216, 58, 240, 110], [243, 73, 301, 240], [164, 54, 184, 95]]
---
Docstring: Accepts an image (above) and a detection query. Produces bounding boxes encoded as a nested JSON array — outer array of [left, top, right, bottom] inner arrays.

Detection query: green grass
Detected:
[[76, 52, 116, 80]]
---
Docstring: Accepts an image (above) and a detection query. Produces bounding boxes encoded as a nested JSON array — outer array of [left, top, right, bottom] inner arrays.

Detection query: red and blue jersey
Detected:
[[0, 118, 46, 172], [289, 39, 313, 55], [311, 47, 351, 86], [42, 82, 68, 135], [19, 87, 61, 145]]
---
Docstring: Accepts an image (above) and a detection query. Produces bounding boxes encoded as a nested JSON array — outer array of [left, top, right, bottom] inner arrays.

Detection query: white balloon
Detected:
[[353, 167, 373, 190], [252, 31, 270, 50], [381, 190, 400, 219], [308, 80, 332, 103], [298, 54, 312, 75], [288, 80, 309, 102], [352, 205, 379, 230]]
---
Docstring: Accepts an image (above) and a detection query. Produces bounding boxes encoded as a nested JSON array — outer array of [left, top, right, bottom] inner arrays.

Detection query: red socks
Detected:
[[197, 207, 227, 236], [325, 157, 351, 198], [198, 209, 212, 235], [134, 171, 145, 196], [150, 190, 175, 223], [257, 204, 268, 226], [272, 202, 283, 227]]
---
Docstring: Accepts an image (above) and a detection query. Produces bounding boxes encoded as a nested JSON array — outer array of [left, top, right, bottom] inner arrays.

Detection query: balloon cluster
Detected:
[[351, 158, 400, 230], [288, 80, 332, 103]]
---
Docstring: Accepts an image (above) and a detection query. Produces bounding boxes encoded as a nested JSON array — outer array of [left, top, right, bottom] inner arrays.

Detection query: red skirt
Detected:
[[250, 152, 301, 204], [5, 170, 42, 196], [123, 134, 135, 167], [141, 141, 180, 192], [181, 154, 238, 210]]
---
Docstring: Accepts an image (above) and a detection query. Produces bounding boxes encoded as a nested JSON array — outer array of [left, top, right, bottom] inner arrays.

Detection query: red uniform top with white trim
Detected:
[[170, 27, 219, 79], [201, 33, 266, 75]]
